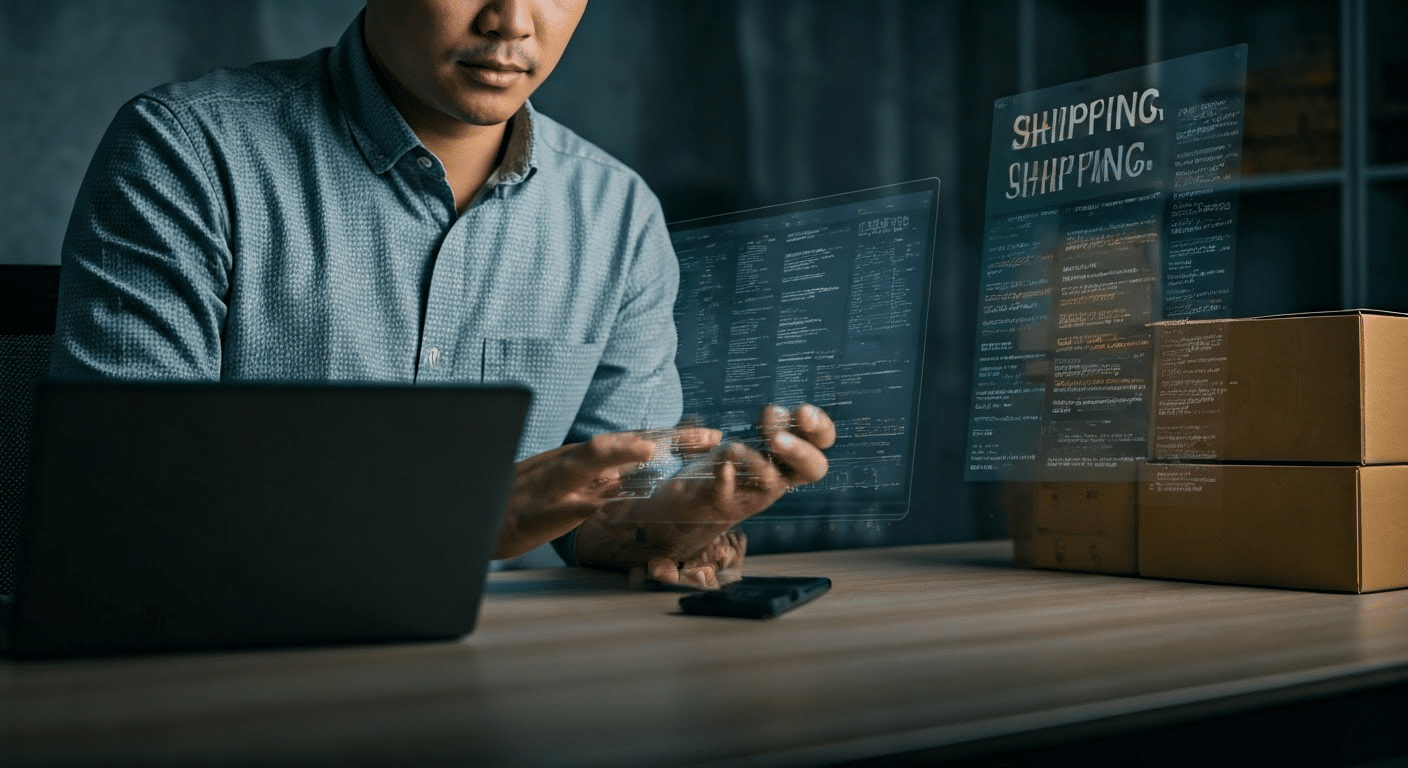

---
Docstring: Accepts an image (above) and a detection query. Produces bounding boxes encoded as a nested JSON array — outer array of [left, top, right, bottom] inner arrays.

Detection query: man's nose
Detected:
[[476, 0, 534, 41]]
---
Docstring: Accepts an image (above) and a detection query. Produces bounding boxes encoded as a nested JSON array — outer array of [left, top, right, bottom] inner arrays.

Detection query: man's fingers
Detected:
[[696, 529, 745, 568], [513, 441, 576, 474], [672, 426, 722, 456], [756, 403, 792, 440], [767, 429, 829, 484], [679, 558, 718, 589], [556, 432, 663, 493], [574, 432, 660, 468], [648, 557, 682, 584], [648, 556, 720, 589], [718, 530, 747, 571], [565, 428, 719, 494], [749, 402, 835, 485], [791, 402, 837, 450], [642, 530, 747, 590], [757, 401, 836, 449], [715, 442, 787, 503]]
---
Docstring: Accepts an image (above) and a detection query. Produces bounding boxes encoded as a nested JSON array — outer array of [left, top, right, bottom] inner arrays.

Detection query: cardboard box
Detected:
[[1005, 481, 1139, 575], [1139, 463, 1408, 593], [1151, 310, 1408, 464], [1002, 482, 1037, 568]]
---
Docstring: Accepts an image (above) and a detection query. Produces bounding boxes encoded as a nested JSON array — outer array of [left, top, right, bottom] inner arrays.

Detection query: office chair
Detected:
[[1, 265, 60, 595]]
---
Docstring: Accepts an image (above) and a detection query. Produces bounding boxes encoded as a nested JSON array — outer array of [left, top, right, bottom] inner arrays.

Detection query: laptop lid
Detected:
[[668, 178, 940, 522], [5, 381, 530, 657]]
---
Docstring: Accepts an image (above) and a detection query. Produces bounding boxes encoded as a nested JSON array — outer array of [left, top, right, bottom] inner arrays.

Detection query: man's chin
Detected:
[[449, 94, 529, 127]]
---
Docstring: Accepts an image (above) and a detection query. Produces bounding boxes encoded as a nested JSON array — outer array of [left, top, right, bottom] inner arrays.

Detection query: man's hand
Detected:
[[493, 427, 718, 559], [573, 403, 836, 581]]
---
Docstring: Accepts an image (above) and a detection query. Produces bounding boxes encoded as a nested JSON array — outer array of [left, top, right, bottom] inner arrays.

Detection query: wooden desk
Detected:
[[3, 541, 1407, 766]]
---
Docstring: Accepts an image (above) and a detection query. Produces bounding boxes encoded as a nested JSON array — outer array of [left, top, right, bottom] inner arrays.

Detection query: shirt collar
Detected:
[[328, 11, 420, 175], [329, 12, 538, 184], [487, 102, 537, 188]]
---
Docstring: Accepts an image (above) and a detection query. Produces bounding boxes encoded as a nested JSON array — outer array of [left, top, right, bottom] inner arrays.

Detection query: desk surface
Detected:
[[3, 540, 1407, 767]]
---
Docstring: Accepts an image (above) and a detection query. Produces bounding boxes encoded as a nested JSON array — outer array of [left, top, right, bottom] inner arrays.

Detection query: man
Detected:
[[51, 0, 835, 587]]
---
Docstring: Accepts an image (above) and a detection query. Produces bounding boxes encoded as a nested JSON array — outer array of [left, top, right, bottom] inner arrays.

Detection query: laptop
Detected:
[[2, 381, 530, 658], [668, 178, 940, 522]]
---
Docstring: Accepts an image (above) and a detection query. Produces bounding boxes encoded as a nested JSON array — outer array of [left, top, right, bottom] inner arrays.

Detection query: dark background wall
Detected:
[[3, 0, 1399, 553]]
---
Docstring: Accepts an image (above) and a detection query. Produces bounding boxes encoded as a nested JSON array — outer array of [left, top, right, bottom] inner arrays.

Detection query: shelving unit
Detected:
[[1016, 0, 1405, 315], [1364, 0, 1408, 311]]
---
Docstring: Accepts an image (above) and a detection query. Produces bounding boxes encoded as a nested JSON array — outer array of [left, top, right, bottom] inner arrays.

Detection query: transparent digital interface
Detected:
[[669, 183, 937, 520], [965, 45, 1247, 483]]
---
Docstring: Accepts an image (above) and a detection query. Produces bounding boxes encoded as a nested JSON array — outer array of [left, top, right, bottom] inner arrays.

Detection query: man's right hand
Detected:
[[492, 427, 720, 560]]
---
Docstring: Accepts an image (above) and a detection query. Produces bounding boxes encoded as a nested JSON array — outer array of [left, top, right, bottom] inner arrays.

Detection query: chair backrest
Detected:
[[1, 265, 60, 595]]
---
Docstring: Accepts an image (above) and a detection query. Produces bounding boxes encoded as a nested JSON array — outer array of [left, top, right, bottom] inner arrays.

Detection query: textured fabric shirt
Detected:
[[51, 16, 684, 464]]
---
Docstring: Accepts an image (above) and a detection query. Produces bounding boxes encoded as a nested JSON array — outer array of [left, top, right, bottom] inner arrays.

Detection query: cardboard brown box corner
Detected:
[[1359, 466, 1408, 592], [1360, 313, 1408, 465]]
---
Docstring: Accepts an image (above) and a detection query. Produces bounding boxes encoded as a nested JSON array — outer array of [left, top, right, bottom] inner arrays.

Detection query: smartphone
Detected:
[[677, 576, 831, 619]]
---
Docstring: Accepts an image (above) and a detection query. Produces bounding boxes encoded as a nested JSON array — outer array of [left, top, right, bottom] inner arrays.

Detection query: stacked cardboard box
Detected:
[[1006, 481, 1139, 575], [1139, 311, 1408, 593]]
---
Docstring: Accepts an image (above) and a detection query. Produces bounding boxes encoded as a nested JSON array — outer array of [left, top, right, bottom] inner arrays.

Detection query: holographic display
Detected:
[[668, 180, 939, 520], [967, 46, 1247, 483]]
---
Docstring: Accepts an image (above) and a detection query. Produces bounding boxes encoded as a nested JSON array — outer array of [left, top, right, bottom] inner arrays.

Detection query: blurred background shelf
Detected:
[[1236, 170, 1344, 192], [1366, 164, 1408, 181], [1021, 0, 1401, 315]]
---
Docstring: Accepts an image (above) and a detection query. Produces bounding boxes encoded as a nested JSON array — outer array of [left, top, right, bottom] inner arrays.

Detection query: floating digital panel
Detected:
[[671, 180, 939, 520], [967, 46, 1247, 482]]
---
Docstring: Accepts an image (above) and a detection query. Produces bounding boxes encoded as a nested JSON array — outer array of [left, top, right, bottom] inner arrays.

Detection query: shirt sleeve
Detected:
[[564, 188, 684, 443], [50, 95, 231, 381]]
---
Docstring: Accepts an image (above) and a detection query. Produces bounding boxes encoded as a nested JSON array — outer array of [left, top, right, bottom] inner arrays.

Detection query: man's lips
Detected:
[[458, 59, 529, 88]]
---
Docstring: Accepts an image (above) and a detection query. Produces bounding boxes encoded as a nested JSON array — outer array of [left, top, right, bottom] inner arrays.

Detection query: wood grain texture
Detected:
[[3, 540, 1406, 767]]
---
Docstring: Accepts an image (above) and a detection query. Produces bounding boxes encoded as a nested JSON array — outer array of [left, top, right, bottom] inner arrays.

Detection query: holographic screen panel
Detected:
[[966, 45, 1247, 484], [668, 179, 939, 521]]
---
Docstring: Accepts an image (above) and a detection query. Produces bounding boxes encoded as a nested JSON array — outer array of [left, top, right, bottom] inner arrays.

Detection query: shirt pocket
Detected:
[[483, 337, 606, 457]]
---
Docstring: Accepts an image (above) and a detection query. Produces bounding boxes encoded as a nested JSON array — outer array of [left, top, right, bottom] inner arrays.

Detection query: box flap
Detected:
[[1147, 318, 1231, 328], [1248, 309, 1408, 320], [1149, 310, 1408, 329]]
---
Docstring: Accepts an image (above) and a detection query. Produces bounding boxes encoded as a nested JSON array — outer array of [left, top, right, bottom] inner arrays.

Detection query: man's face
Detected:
[[364, 0, 587, 127]]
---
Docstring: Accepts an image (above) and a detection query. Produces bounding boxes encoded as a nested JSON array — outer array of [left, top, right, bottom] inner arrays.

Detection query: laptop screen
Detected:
[[668, 178, 939, 521]]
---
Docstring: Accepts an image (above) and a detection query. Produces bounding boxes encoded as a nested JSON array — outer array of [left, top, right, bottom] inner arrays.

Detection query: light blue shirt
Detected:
[[51, 15, 684, 464]]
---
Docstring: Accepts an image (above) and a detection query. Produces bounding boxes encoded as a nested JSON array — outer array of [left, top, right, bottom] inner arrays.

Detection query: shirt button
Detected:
[[417, 155, 434, 169], [426, 347, 441, 366]]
